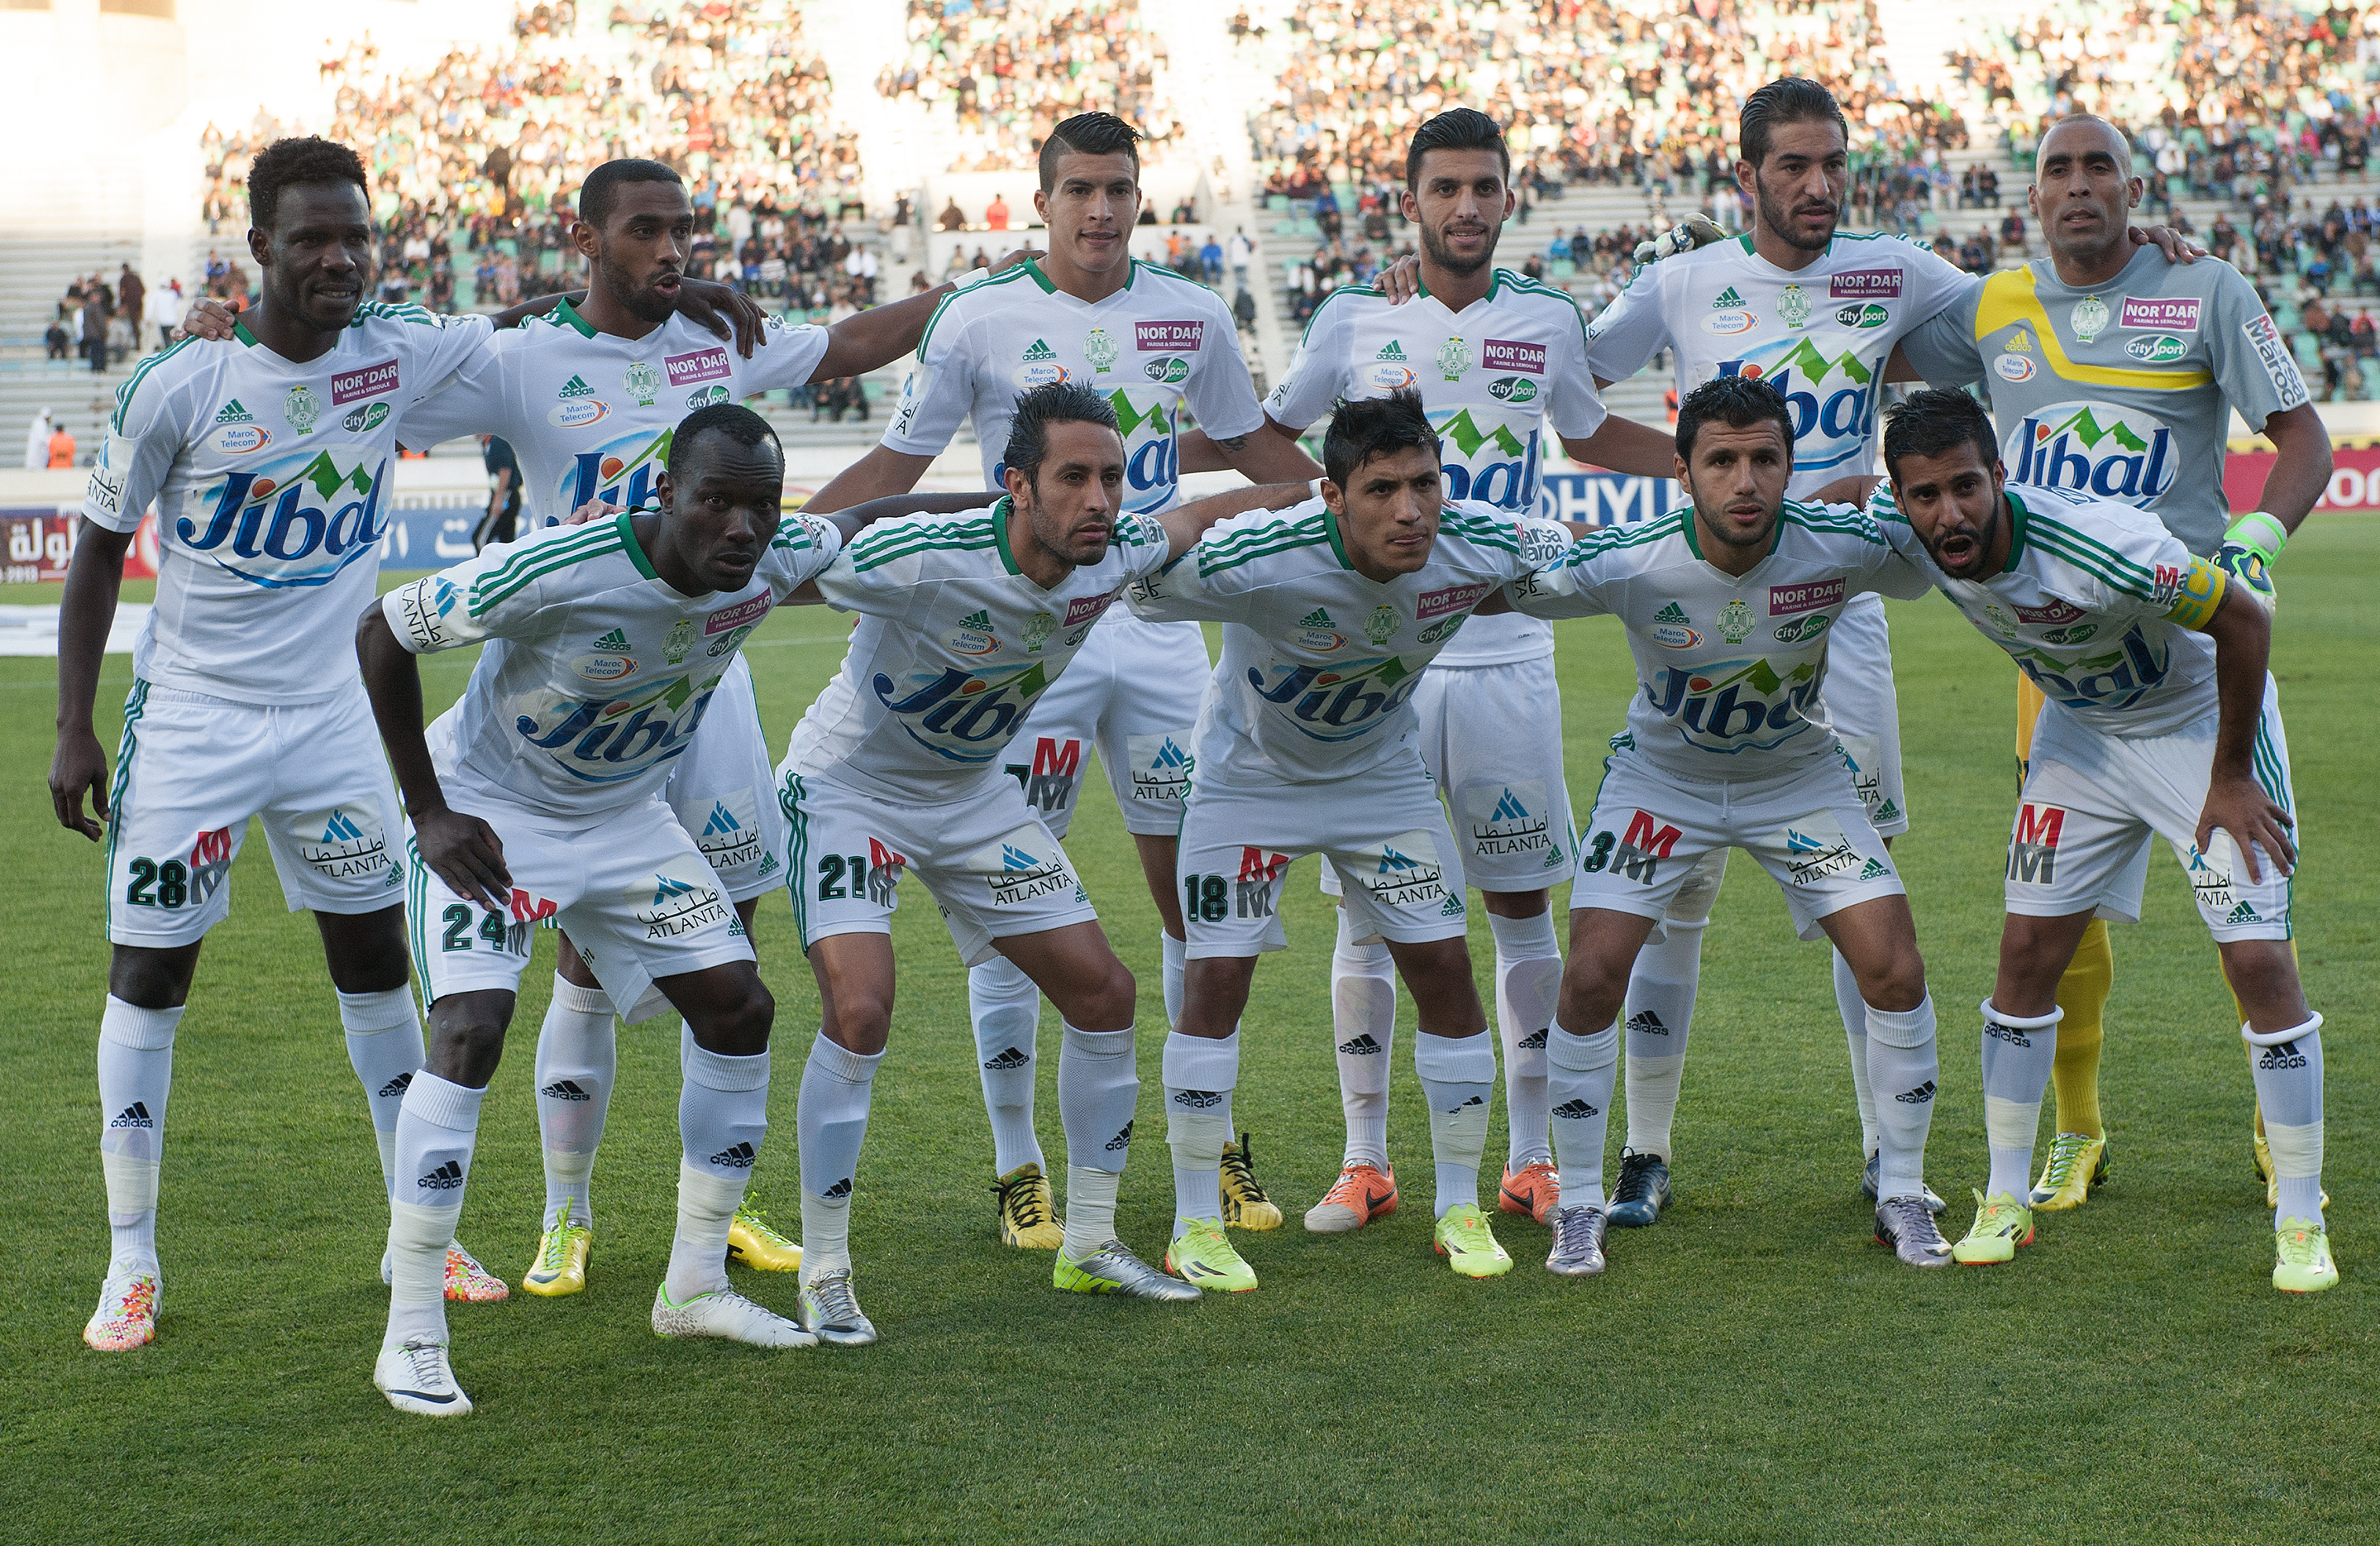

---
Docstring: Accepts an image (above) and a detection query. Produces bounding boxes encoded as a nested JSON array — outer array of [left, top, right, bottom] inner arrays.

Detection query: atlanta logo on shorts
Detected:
[[969, 830, 1078, 907], [633, 871, 729, 941], [1356, 830, 1447, 908]]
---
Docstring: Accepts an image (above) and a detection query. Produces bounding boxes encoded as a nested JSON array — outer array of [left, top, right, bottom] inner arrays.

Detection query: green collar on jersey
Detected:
[[551, 297, 599, 338], [231, 319, 258, 347], [617, 508, 661, 581], [1681, 505, 1707, 560], [1020, 259, 1059, 294], [1320, 504, 1355, 571], [2002, 491, 2034, 573], [988, 495, 1023, 575]]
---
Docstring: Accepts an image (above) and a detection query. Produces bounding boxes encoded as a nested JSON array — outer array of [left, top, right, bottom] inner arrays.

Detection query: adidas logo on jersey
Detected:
[[557, 374, 595, 399], [418, 1160, 466, 1190], [1858, 858, 1891, 881], [1551, 1098, 1601, 1119], [822, 1177, 853, 1199], [2225, 900, 2263, 924], [1104, 1120, 1135, 1152], [960, 609, 992, 629], [1711, 287, 1746, 310], [1172, 1088, 1224, 1108], [108, 1101, 155, 1130], [540, 1079, 591, 1102], [1517, 1027, 1547, 1050], [1375, 341, 1407, 361], [378, 1072, 414, 1099], [1895, 1080, 1937, 1105], [709, 1142, 757, 1169], [1021, 338, 1058, 362], [1298, 607, 1335, 629], [1625, 1010, 1669, 1037], [592, 629, 632, 653], [1653, 601, 1690, 625], [213, 399, 254, 424], [982, 1046, 1030, 1071], [1337, 1032, 1383, 1056]]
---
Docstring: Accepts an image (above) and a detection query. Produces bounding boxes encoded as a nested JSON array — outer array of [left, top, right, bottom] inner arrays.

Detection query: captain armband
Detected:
[[2160, 556, 2226, 629]]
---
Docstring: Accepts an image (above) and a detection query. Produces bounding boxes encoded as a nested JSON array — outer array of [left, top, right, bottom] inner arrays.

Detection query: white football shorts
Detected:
[[2005, 680, 2294, 942], [779, 766, 1098, 967], [1002, 610, 1205, 840], [663, 655, 790, 902], [103, 679, 406, 947], [1570, 739, 1904, 943], [1809, 593, 1909, 838], [406, 790, 752, 1021]]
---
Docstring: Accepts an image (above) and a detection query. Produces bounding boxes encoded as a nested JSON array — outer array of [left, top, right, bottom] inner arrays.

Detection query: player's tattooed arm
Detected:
[[2194, 582, 2294, 881], [47, 521, 137, 841], [1178, 426, 1325, 479], [1153, 481, 1313, 562], [355, 604, 513, 909]]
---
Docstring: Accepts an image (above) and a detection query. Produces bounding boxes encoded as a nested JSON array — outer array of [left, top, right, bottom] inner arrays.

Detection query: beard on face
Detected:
[[1418, 214, 1498, 277], [599, 251, 678, 325], [1754, 171, 1838, 254]]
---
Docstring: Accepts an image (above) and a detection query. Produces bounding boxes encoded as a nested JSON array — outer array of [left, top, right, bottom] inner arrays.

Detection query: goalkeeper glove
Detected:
[[2214, 510, 2287, 615], [1632, 213, 1728, 265]]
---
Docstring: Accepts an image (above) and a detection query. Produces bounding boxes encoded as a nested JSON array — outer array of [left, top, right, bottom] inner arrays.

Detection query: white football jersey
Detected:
[[880, 259, 1264, 515], [782, 500, 1175, 800], [82, 304, 492, 702], [1869, 483, 2225, 738], [1584, 233, 1971, 495], [1128, 495, 1572, 785], [383, 509, 842, 823], [399, 300, 830, 524], [1509, 500, 1929, 781], [1264, 271, 1608, 668]]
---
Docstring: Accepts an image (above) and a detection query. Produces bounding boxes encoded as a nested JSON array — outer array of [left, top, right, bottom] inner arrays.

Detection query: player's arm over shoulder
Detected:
[[379, 526, 559, 653]]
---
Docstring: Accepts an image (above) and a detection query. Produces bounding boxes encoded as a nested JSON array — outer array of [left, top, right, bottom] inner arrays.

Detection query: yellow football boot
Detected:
[[992, 1163, 1066, 1250], [728, 1194, 803, 1273], [521, 1202, 592, 1297], [1219, 1132, 1282, 1231]]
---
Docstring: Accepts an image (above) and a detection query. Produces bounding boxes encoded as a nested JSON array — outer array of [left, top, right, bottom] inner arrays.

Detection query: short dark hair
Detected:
[[581, 159, 685, 229], [1739, 78, 1850, 170], [1882, 388, 1999, 477], [1675, 376, 1796, 464], [666, 402, 781, 483], [1039, 112, 1141, 193], [247, 137, 368, 233], [1406, 108, 1510, 191], [1323, 389, 1440, 488], [1004, 381, 1121, 487]]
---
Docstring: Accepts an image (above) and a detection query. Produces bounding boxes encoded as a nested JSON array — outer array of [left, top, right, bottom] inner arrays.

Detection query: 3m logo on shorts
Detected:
[[665, 347, 733, 386], [1770, 578, 1845, 615], [1463, 781, 1553, 859], [1355, 830, 1447, 907], [1126, 733, 1192, 804], [508, 888, 561, 925], [968, 830, 1078, 907], [188, 826, 234, 908], [1609, 810, 1681, 884], [2008, 803, 2066, 885], [1481, 338, 1546, 376], [297, 807, 389, 881], [1005, 737, 1082, 815], [1778, 812, 1861, 884], [1417, 580, 1494, 620], [332, 358, 400, 404], [1235, 847, 1292, 919], [631, 871, 729, 941], [697, 787, 765, 873]]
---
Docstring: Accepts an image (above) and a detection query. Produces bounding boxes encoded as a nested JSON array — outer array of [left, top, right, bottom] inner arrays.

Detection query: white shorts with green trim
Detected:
[[1570, 739, 1904, 943], [1182, 750, 1468, 959], [2005, 679, 2294, 941], [1810, 593, 1909, 837], [406, 790, 752, 1021], [1001, 611, 1205, 840], [103, 679, 405, 947], [663, 655, 790, 902], [778, 765, 1098, 967]]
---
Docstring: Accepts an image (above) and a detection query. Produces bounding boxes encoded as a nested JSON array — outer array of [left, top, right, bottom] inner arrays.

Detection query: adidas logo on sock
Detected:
[[1337, 1033, 1383, 1056], [378, 1072, 414, 1099], [1105, 1120, 1135, 1152], [418, 1160, 466, 1191], [1517, 1027, 1547, 1050], [1457, 1094, 1486, 1108], [1551, 1098, 1600, 1119], [1983, 1019, 2031, 1048], [1625, 1010, 1668, 1037], [2258, 1041, 2308, 1070], [540, 1079, 590, 1102], [108, 1101, 155, 1130], [822, 1177, 852, 1199], [1895, 1080, 1937, 1105], [1172, 1088, 1224, 1108], [709, 1142, 757, 1169], [982, 1046, 1030, 1071]]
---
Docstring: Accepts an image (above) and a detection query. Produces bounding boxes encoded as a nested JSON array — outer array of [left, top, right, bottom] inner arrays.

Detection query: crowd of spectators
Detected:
[[41, 266, 183, 374], [877, 0, 1180, 172]]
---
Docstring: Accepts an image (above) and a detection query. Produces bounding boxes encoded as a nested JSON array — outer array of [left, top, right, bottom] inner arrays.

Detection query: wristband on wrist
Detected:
[[2227, 510, 2288, 563]]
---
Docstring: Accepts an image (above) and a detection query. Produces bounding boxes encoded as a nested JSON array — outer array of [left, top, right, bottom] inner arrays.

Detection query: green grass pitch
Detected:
[[2, 519, 2373, 1542]]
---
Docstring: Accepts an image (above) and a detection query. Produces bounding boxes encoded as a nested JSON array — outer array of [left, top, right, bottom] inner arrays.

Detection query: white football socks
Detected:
[[1487, 910, 1559, 1168], [1979, 1000, 2062, 1199], [1866, 995, 1939, 1202], [1620, 921, 1701, 1162], [97, 997, 180, 1274], [968, 954, 1044, 1175], [1164, 1030, 1238, 1235], [671, 1029, 769, 1300], [2246, 1012, 2325, 1226], [534, 975, 615, 1228], [385, 1071, 485, 1352], [1160, 930, 1187, 1028], [1330, 908, 1397, 1170], [1834, 949, 1882, 1157], [1413, 1028, 1496, 1217], [1546, 1020, 1619, 1210], [1058, 1022, 1137, 1257], [797, 1031, 881, 1284], [337, 987, 424, 1200]]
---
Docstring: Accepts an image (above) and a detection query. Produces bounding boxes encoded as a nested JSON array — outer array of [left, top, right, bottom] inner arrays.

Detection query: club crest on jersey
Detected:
[[1020, 611, 1057, 653], [1084, 328, 1120, 374], [178, 450, 389, 588], [663, 620, 694, 664], [282, 385, 323, 434], [1363, 605, 1399, 645], [624, 361, 662, 405], [2070, 295, 2111, 342], [2005, 403, 2176, 505], [1777, 285, 1813, 328], [1436, 336, 1472, 380], [1715, 598, 1754, 643]]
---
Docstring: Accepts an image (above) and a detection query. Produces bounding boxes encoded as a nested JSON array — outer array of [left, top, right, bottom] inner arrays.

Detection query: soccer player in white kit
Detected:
[[805, 112, 1322, 1250], [1128, 391, 1582, 1290], [777, 382, 1300, 1334], [392, 158, 992, 1295], [49, 139, 507, 1353], [1492, 376, 1951, 1276], [1259, 108, 1675, 1233], [356, 405, 852, 1415], [1869, 390, 2334, 1292]]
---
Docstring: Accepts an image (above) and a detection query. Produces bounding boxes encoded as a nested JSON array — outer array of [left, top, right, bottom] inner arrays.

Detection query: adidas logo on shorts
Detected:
[[982, 1046, 1030, 1071], [1625, 1010, 1669, 1037], [1172, 1088, 1224, 1108], [1895, 1080, 1938, 1105], [540, 1079, 591, 1102], [1551, 1098, 1600, 1119], [1105, 1120, 1135, 1152], [710, 1142, 758, 1169], [1337, 1033, 1383, 1056], [1439, 895, 1465, 917], [1517, 1027, 1547, 1050]]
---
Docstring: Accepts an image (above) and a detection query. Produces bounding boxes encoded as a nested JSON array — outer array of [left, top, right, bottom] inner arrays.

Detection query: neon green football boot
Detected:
[[2273, 1218, 2339, 1294], [1433, 1203, 1514, 1278], [1164, 1218, 1257, 1292], [1952, 1189, 2035, 1265]]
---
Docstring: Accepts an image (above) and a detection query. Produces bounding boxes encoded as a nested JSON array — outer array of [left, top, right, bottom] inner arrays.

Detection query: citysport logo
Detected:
[[1247, 653, 1423, 742], [557, 427, 672, 526], [2003, 401, 2177, 506], [1714, 340, 1876, 471], [1429, 408, 1538, 510], [514, 672, 717, 784], [176, 448, 389, 588], [872, 658, 1052, 763]]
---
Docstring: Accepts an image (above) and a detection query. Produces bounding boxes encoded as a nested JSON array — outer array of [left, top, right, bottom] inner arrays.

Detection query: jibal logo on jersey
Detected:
[[558, 428, 671, 526], [177, 448, 389, 588], [1431, 408, 1537, 509], [872, 659, 1052, 763], [514, 671, 719, 784], [1715, 339, 1876, 471], [1106, 389, 1179, 512], [2005, 624, 2172, 711], [1248, 653, 1422, 742], [2004, 403, 2176, 505], [1646, 654, 1823, 754]]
